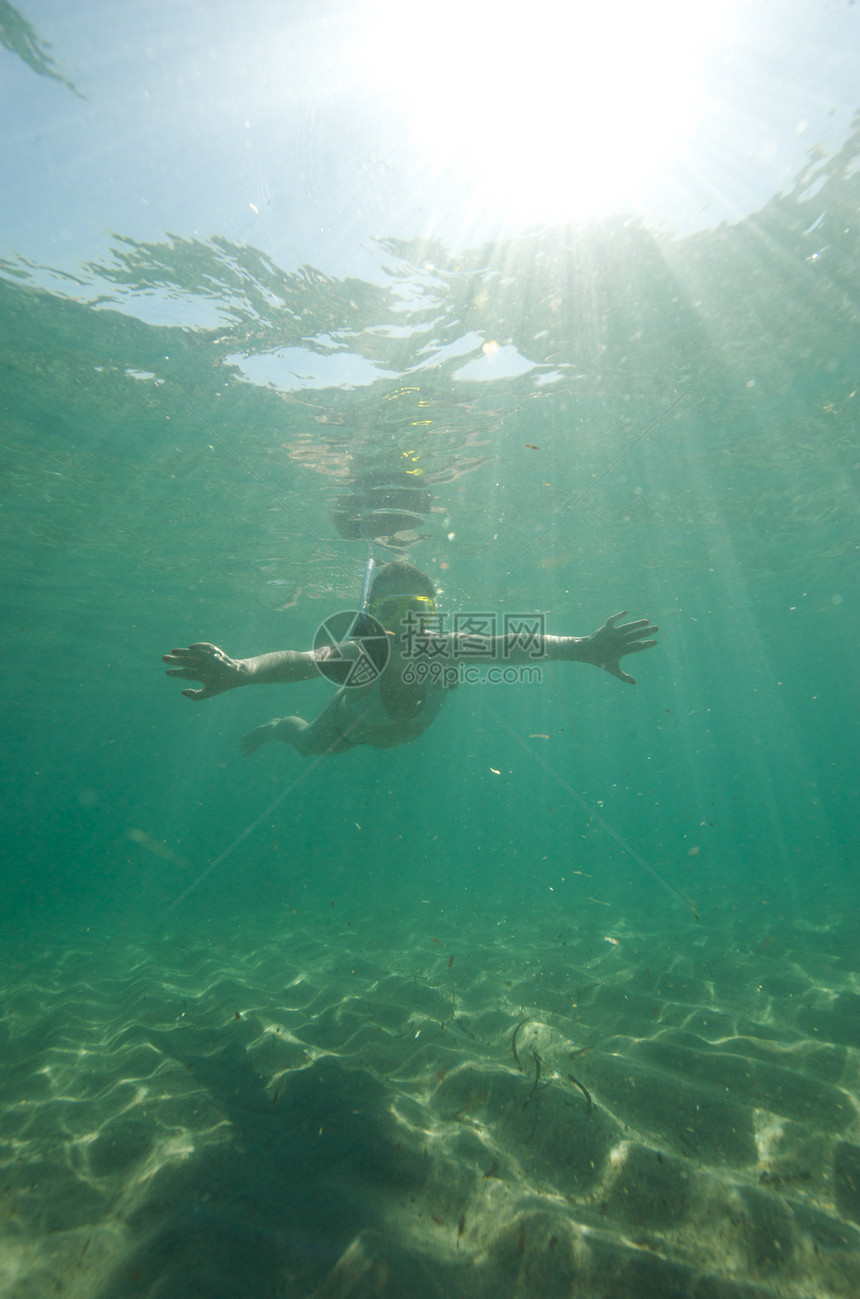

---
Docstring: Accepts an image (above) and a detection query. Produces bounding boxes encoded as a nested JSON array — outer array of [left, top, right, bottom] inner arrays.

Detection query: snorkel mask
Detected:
[[368, 593, 435, 629]]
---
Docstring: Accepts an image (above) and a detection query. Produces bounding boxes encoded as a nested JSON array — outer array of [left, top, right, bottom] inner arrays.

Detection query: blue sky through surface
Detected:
[[3, 0, 858, 307]]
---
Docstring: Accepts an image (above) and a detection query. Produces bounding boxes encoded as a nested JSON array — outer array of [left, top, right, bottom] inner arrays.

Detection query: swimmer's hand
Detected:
[[163, 643, 245, 699], [579, 612, 658, 685]]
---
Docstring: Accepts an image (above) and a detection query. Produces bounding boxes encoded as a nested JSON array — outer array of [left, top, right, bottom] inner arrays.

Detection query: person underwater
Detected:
[[163, 561, 658, 757]]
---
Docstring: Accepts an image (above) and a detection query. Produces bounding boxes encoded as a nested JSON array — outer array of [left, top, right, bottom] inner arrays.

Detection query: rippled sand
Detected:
[[1, 901, 859, 1297]]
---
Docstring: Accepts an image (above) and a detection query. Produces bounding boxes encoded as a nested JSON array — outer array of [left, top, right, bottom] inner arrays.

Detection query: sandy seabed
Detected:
[[1, 898, 859, 1298]]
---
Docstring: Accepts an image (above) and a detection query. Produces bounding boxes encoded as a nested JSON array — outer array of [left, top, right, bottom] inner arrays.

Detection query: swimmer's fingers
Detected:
[[622, 622, 659, 640], [165, 673, 224, 700], [604, 635, 658, 685], [586, 612, 660, 684], [605, 612, 659, 638], [163, 641, 223, 664], [621, 638, 659, 654], [163, 643, 241, 698], [163, 643, 216, 670]]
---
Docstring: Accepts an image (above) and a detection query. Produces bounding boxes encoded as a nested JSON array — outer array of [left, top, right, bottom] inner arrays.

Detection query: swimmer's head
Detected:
[[367, 562, 436, 633]]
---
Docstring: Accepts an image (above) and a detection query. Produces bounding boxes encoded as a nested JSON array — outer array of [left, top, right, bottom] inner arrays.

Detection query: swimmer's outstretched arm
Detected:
[[163, 643, 334, 700], [552, 611, 658, 685], [448, 611, 658, 686]]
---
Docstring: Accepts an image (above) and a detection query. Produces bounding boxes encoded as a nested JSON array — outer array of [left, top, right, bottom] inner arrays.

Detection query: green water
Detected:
[[2, 5, 859, 1296], [4, 185, 856, 934]]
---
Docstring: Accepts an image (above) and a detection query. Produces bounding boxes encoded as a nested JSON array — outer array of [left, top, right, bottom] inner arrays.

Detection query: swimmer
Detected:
[[163, 562, 658, 758]]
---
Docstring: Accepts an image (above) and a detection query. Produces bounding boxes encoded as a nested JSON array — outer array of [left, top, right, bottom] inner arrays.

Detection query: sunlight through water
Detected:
[[355, 0, 739, 225]]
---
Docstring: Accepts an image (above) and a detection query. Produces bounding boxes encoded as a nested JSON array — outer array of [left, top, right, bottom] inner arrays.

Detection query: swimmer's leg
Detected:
[[240, 716, 312, 757], [241, 699, 352, 758]]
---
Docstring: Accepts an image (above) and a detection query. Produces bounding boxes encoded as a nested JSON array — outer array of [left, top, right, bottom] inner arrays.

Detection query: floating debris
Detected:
[[524, 1050, 542, 1106], [566, 1072, 593, 1109], [512, 1018, 530, 1071]]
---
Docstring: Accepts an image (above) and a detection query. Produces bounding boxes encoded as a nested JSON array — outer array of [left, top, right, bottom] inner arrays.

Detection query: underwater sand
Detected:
[[2, 902, 859, 1298]]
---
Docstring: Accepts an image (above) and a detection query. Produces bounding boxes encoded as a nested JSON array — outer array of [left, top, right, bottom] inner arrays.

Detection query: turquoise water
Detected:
[[4, 199, 856, 933], [2, 6, 859, 1296]]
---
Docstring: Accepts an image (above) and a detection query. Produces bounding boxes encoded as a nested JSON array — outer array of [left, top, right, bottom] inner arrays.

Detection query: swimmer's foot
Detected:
[[240, 719, 282, 756]]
